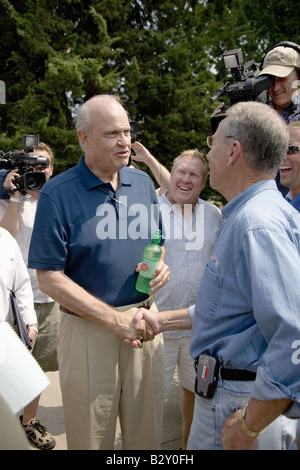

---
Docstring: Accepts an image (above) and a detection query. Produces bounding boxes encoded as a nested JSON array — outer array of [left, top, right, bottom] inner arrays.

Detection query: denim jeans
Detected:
[[187, 376, 299, 450]]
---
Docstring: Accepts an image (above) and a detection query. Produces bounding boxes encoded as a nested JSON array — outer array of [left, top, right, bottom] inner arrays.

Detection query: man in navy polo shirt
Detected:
[[28, 94, 169, 450]]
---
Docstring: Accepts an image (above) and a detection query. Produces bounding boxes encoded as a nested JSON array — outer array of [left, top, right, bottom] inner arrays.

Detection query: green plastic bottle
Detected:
[[136, 229, 162, 294]]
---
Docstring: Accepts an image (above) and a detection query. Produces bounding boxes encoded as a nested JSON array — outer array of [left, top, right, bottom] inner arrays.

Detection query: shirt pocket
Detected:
[[196, 266, 223, 323]]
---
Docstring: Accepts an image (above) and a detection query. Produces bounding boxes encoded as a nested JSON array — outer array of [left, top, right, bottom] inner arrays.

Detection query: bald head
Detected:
[[75, 94, 132, 178], [76, 94, 124, 137]]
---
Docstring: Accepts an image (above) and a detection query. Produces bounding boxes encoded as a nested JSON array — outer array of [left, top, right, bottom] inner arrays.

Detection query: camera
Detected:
[[0, 134, 49, 194], [209, 48, 274, 133]]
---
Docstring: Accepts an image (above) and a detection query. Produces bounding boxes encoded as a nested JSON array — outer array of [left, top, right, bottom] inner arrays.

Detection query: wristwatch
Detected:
[[10, 196, 22, 203], [239, 404, 266, 438]]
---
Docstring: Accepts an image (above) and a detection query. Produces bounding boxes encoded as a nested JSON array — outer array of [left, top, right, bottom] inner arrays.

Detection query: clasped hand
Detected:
[[136, 258, 169, 293], [120, 258, 169, 347], [121, 307, 160, 348]]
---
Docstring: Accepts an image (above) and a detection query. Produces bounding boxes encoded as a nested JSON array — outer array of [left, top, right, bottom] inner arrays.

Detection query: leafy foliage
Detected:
[[0, 0, 299, 200]]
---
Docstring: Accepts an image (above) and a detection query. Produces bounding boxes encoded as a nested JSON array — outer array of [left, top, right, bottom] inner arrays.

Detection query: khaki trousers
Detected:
[[58, 303, 165, 450]]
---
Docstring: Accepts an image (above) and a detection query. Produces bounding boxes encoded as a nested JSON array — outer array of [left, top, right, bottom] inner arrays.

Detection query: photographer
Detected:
[[259, 43, 300, 195], [0, 142, 57, 450], [259, 43, 300, 123], [212, 42, 300, 195]]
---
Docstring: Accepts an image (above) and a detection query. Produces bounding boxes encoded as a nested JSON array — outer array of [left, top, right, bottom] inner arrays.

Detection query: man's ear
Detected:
[[78, 129, 89, 148], [226, 140, 242, 168]]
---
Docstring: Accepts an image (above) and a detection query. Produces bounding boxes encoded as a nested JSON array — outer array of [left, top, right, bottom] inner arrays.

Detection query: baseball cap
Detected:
[[258, 46, 300, 78]]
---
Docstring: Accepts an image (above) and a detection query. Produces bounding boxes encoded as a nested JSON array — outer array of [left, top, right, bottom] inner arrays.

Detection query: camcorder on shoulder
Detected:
[[0, 134, 49, 194], [209, 48, 274, 133]]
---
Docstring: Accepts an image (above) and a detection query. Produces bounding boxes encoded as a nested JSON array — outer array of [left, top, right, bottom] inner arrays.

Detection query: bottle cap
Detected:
[[152, 229, 161, 243]]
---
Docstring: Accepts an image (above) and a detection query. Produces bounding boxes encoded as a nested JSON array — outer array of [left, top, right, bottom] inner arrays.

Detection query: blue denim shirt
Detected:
[[189, 180, 300, 417]]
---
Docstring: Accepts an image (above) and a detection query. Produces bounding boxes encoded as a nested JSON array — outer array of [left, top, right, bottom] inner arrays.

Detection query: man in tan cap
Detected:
[[259, 42, 300, 122], [259, 42, 300, 194]]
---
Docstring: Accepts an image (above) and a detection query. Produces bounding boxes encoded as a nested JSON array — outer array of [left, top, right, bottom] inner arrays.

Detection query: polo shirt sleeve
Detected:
[[28, 191, 68, 271]]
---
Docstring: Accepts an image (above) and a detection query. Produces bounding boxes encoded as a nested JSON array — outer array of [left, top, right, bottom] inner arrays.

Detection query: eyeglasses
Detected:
[[287, 145, 300, 154], [206, 135, 235, 149]]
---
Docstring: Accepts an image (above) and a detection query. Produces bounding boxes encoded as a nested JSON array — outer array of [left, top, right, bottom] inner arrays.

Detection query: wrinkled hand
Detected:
[[134, 308, 162, 336], [221, 409, 258, 450], [136, 259, 169, 294], [118, 307, 155, 348]]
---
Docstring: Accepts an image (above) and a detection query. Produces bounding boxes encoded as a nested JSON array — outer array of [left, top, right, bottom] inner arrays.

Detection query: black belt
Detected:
[[220, 368, 256, 381], [59, 295, 154, 317]]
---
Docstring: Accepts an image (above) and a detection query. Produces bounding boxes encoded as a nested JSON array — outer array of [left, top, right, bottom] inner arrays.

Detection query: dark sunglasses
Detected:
[[287, 145, 300, 154]]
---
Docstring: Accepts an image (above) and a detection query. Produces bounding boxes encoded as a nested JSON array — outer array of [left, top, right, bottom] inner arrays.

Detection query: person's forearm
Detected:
[[160, 308, 192, 331], [36, 269, 140, 340], [131, 142, 170, 192], [0, 198, 21, 237], [141, 307, 191, 335], [243, 397, 292, 434], [145, 154, 170, 193], [221, 395, 293, 449]]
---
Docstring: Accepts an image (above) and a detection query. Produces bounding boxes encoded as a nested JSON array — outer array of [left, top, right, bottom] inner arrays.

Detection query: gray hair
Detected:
[[76, 94, 122, 134], [224, 102, 289, 173]]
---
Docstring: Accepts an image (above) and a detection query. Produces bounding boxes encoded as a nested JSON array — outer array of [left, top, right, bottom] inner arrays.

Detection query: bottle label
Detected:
[[140, 258, 159, 278]]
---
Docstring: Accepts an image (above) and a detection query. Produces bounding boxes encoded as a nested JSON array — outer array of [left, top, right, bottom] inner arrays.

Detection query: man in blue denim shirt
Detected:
[[136, 101, 300, 450]]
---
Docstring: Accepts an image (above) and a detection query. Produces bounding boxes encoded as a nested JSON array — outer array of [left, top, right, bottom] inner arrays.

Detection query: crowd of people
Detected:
[[0, 41, 300, 451]]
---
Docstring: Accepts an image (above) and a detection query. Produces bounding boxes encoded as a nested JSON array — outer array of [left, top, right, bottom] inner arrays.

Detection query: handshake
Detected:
[[115, 259, 192, 347], [120, 306, 192, 349], [127, 307, 162, 348]]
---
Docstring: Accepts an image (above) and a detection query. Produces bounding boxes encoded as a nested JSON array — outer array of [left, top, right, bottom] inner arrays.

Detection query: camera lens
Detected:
[[24, 172, 46, 191]]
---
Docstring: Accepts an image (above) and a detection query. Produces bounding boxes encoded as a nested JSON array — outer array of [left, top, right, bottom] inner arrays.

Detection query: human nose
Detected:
[[270, 77, 281, 91], [181, 172, 192, 183], [117, 131, 131, 145]]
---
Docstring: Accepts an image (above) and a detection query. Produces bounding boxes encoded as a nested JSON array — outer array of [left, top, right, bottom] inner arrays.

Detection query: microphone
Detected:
[[110, 196, 123, 205]]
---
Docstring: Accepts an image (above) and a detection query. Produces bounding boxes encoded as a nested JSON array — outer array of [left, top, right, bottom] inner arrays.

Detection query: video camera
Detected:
[[0, 134, 49, 194], [209, 48, 274, 133]]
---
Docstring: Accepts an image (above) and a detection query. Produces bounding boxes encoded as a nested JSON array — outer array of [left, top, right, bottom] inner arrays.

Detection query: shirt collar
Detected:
[[75, 156, 132, 191], [221, 180, 277, 220]]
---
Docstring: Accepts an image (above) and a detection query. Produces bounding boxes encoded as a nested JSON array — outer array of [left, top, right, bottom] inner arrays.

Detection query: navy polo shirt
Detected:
[[28, 156, 163, 307]]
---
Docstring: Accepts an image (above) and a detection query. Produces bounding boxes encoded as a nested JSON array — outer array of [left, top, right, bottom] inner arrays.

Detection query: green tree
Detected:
[[0, 0, 299, 202], [0, 0, 124, 170]]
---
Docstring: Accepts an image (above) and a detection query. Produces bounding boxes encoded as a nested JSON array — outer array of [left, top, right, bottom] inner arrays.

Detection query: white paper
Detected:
[[0, 322, 49, 414]]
